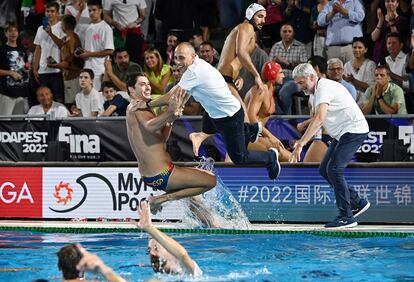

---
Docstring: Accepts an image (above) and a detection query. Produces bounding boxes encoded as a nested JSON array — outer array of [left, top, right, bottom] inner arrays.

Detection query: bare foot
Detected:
[[189, 132, 211, 157], [148, 195, 165, 215]]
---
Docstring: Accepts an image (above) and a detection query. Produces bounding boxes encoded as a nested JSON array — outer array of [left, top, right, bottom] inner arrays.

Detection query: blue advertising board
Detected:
[[217, 166, 414, 223]]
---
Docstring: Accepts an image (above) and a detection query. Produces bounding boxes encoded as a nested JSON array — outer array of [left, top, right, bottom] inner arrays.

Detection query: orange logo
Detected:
[[53, 181, 73, 205]]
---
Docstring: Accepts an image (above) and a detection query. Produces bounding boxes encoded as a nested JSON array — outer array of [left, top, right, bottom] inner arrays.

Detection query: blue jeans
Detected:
[[277, 79, 303, 115], [319, 132, 368, 218], [202, 108, 272, 165]]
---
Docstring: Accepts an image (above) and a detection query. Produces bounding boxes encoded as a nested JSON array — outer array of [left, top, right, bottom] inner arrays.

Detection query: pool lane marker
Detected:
[[0, 226, 413, 238]]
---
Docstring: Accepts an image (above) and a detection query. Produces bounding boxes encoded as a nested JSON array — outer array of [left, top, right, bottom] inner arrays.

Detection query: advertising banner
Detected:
[[0, 167, 42, 218], [42, 167, 183, 219], [217, 167, 414, 223], [0, 117, 413, 162]]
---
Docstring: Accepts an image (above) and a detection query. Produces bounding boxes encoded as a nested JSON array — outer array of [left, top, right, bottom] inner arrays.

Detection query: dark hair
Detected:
[[386, 32, 402, 43], [126, 72, 147, 88], [4, 21, 18, 33], [57, 244, 82, 280], [308, 56, 327, 74], [61, 15, 77, 31], [80, 68, 95, 80], [101, 80, 118, 91], [376, 64, 391, 76], [45, 1, 59, 10], [200, 41, 214, 49], [114, 47, 129, 57], [87, 0, 103, 9], [352, 36, 368, 48]]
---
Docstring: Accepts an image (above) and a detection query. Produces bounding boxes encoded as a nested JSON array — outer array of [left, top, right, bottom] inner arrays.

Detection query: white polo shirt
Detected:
[[27, 101, 69, 118], [313, 78, 369, 140], [178, 56, 240, 119]]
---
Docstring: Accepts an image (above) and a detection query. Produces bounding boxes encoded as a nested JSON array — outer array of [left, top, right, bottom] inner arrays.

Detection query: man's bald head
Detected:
[[174, 42, 197, 72]]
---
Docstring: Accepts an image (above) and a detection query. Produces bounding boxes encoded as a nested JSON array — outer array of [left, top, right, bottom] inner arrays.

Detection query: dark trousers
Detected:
[[125, 33, 144, 65], [319, 132, 368, 218], [202, 108, 271, 165], [39, 73, 64, 102]]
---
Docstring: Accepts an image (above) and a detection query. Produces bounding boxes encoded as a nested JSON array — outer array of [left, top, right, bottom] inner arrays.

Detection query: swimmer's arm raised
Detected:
[[136, 107, 178, 133], [136, 202, 197, 275]]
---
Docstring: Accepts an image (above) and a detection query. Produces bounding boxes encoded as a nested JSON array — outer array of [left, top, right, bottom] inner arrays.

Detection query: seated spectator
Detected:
[[165, 65, 201, 115], [199, 41, 219, 67], [100, 81, 128, 116], [326, 58, 357, 100], [57, 244, 126, 282], [0, 21, 30, 115], [143, 48, 174, 99], [28, 86, 69, 118], [103, 47, 143, 91], [65, 0, 90, 46], [385, 32, 411, 93], [189, 30, 204, 54], [77, 0, 114, 92], [371, 0, 408, 64], [343, 37, 376, 107], [318, 0, 365, 63], [362, 65, 407, 114], [269, 23, 308, 115], [163, 32, 179, 66], [46, 14, 83, 106], [72, 68, 103, 117]]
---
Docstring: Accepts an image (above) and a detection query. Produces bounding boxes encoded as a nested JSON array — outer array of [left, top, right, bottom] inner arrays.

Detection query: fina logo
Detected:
[[58, 126, 100, 154], [49, 174, 115, 213]]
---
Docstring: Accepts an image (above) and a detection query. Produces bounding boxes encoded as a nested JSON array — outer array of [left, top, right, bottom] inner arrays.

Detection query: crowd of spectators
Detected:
[[0, 0, 413, 118]]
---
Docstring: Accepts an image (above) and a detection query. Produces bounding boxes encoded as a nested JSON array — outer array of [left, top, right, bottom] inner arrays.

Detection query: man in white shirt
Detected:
[[290, 63, 370, 229], [385, 32, 411, 93], [140, 42, 281, 180], [72, 68, 103, 117], [76, 0, 114, 92], [28, 86, 69, 118], [103, 0, 146, 64], [32, 1, 66, 103]]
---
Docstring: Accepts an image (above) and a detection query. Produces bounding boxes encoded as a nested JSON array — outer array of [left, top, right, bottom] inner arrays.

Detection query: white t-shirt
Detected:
[[84, 20, 114, 76], [104, 0, 147, 27], [385, 51, 408, 77], [33, 21, 66, 74], [178, 56, 241, 119], [313, 78, 369, 140], [75, 88, 104, 117], [65, 5, 90, 45], [27, 101, 69, 118]]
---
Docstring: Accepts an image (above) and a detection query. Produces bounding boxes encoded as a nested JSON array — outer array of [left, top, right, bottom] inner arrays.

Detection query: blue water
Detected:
[[0, 231, 413, 282]]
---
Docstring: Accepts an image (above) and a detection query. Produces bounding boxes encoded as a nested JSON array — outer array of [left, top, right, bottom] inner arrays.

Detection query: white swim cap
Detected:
[[245, 3, 265, 21]]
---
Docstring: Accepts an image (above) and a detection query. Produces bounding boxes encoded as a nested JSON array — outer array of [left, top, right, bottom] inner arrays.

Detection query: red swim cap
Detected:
[[262, 61, 281, 83]]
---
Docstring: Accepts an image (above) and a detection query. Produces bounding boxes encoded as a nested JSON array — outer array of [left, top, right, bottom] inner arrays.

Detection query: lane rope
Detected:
[[0, 226, 413, 238]]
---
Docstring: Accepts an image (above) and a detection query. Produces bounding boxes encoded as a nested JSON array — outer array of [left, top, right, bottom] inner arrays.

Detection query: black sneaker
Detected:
[[324, 216, 357, 229], [249, 122, 263, 143], [267, 148, 281, 180], [352, 199, 370, 218]]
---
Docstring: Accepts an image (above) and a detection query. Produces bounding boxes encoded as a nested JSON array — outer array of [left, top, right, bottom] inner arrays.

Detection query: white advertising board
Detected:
[[42, 167, 184, 219]]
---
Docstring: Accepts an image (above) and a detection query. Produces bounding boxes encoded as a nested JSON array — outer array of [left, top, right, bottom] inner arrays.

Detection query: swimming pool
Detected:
[[1, 230, 413, 282]]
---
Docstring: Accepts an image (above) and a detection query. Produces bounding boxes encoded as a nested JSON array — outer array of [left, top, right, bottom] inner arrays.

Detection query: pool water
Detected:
[[0, 231, 413, 282]]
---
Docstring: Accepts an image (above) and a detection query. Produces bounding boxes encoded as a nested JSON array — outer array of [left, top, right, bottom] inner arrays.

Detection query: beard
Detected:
[[249, 19, 263, 32]]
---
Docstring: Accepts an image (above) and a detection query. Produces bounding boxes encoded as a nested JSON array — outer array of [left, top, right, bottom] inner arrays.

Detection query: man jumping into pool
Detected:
[[126, 72, 216, 211]]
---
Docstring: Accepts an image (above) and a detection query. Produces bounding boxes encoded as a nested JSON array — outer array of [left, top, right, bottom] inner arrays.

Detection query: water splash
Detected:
[[181, 157, 251, 229]]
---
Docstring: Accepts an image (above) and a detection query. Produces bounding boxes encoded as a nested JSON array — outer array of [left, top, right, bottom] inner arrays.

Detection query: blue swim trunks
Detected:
[[142, 162, 174, 191]]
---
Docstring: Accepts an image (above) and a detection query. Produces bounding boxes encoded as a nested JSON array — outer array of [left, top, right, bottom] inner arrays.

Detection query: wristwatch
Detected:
[[146, 100, 151, 108], [377, 96, 384, 101]]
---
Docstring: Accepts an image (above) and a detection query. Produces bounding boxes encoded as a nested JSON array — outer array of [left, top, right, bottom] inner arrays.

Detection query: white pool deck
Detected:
[[1, 220, 414, 234]]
